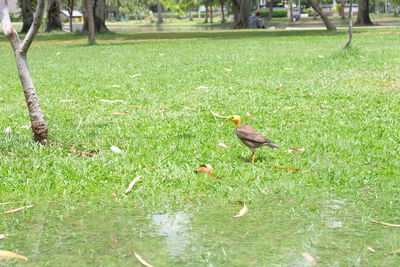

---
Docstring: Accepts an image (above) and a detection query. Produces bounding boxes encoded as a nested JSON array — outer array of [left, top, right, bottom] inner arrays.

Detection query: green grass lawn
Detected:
[[1, 29, 400, 265]]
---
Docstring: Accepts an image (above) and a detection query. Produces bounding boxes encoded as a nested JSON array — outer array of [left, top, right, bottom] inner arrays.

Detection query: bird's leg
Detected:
[[249, 148, 256, 163]]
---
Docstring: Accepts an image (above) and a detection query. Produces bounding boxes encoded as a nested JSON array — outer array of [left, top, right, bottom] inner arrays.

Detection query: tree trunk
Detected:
[[344, 0, 353, 49], [232, 0, 251, 28], [20, 0, 34, 33], [115, 0, 121, 21], [308, 0, 336, 30], [189, 9, 193, 20], [1, 0, 49, 145], [86, 0, 96, 44], [210, 5, 213, 23], [204, 6, 209, 23], [157, 0, 163, 23], [67, 0, 75, 32], [289, 0, 294, 21], [45, 0, 62, 32], [82, 0, 110, 33], [355, 0, 373, 25], [266, 0, 273, 21], [221, 2, 226, 23]]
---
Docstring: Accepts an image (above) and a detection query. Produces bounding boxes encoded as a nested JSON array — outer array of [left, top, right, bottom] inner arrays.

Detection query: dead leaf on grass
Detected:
[[0, 234, 8, 240], [161, 108, 169, 112], [4, 126, 12, 134], [112, 85, 122, 88], [284, 67, 294, 71], [56, 51, 61, 56], [284, 106, 295, 110], [223, 68, 232, 72], [125, 176, 142, 194], [131, 251, 154, 267], [286, 147, 305, 153], [0, 250, 28, 261], [112, 112, 129, 115], [245, 112, 252, 117], [302, 253, 317, 265], [129, 105, 148, 110], [4, 152, 17, 157], [273, 166, 300, 171], [20, 125, 30, 129], [233, 201, 249, 218], [194, 164, 219, 178], [371, 219, 400, 227], [386, 248, 400, 255], [159, 53, 165, 56], [59, 99, 75, 103], [218, 143, 230, 149], [3, 205, 34, 214], [197, 86, 208, 89], [21, 102, 28, 107], [131, 74, 141, 78], [100, 99, 124, 104], [110, 146, 122, 154], [366, 247, 376, 253]]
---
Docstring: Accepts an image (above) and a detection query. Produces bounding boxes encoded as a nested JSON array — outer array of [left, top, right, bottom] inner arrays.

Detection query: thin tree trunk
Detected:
[[344, 0, 353, 50], [20, 0, 33, 33], [115, 0, 121, 21], [355, 0, 373, 25], [266, 0, 273, 21], [289, 0, 294, 21], [157, 0, 163, 23], [1, 0, 49, 144], [204, 6, 209, 23], [67, 0, 75, 32], [86, 0, 96, 44], [45, 0, 62, 32], [189, 9, 193, 20], [221, 2, 226, 23], [308, 0, 336, 30], [210, 5, 213, 23]]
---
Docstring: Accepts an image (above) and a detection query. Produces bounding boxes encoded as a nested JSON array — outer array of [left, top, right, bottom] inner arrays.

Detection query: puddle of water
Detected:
[[1, 196, 399, 266]]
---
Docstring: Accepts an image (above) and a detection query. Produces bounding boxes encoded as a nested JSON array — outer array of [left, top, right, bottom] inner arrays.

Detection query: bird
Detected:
[[227, 115, 279, 163]]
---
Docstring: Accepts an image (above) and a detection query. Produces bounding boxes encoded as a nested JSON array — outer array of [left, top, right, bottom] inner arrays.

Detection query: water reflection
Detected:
[[150, 211, 192, 257]]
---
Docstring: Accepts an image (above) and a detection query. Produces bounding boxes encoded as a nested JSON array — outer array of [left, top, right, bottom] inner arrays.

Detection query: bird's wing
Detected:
[[236, 125, 269, 144]]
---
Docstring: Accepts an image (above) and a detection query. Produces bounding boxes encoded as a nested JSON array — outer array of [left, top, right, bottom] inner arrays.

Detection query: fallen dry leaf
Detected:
[[131, 251, 154, 267], [21, 102, 28, 107], [245, 112, 252, 117], [284, 106, 295, 110], [112, 112, 129, 115], [125, 176, 142, 194], [3, 205, 34, 214], [233, 202, 249, 218], [284, 67, 294, 71], [0, 250, 28, 261], [100, 99, 124, 104], [302, 253, 317, 265], [197, 86, 208, 89], [386, 248, 400, 255], [286, 147, 305, 153], [273, 166, 300, 171], [56, 51, 61, 56], [4, 126, 12, 134], [0, 202, 13, 206], [112, 85, 122, 88], [318, 55, 325, 58], [366, 247, 376, 253], [131, 74, 141, 78], [223, 68, 232, 72], [4, 152, 17, 157], [159, 53, 165, 56], [59, 99, 75, 103], [161, 108, 169, 112], [0, 234, 7, 240], [371, 219, 400, 227], [110, 146, 122, 154], [20, 125, 30, 129], [218, 143, 230, 149], [194, 164, 219, 178], [129, 105, 148, 110]]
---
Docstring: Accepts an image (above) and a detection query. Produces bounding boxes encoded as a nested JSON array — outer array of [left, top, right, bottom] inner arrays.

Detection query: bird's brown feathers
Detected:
[[236, 125, 279, 149]]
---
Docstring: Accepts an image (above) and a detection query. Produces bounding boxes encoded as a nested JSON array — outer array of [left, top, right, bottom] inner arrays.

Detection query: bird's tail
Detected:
[[265, 142, 279, 149]]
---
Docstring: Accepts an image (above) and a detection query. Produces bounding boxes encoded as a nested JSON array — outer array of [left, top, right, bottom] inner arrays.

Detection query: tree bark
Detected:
[[86, 0, 96, 44], [82, 0, 109, 33], [67, 0, 75, 32], [308, 0, 336, 30], [344, 0, 353, 49], [210, 5, 213, 23], [20, 0, 34, 33], [232, 0, 251, 28], [1, 0, 49, 144], [266, 0, 273, 21], [204, 5, 209, 23], [45, 0, 62, 32], [355, 0, 373, 25], [157, 0, 163, 23], [115, 0, 121, 21], [289, 0, 294, 21], [220, 2, 226, 23]]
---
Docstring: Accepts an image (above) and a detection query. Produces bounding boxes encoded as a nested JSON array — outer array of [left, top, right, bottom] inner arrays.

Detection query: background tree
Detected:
[[85, 0, 96, 43], [308, 0, 336, 29], [1, 0, 49, 144], [46, 0, 62, 31], [19, 0, 34, 33], [355, 0, 373, 25], [82, 0, 109, 33], [344, 0, 353, 49], [219, 0, 227, 23], [65, 0, 76, 32], [232, 0, 251, 28], [266, 0, 273, 21], [389, 0, 399, 15]]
